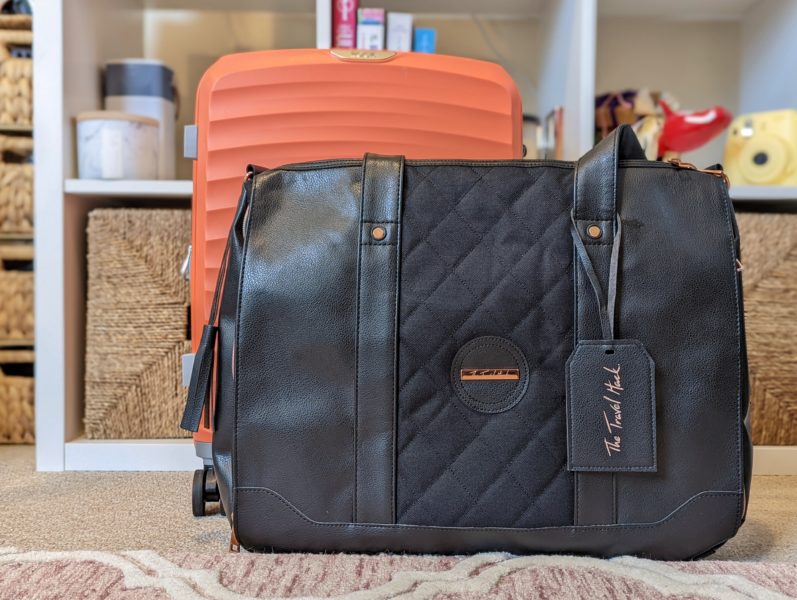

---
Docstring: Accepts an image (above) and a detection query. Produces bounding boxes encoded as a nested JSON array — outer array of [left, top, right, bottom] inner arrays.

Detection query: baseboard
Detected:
[[64, 438, 201, 471], [753, 446, 797, 475]]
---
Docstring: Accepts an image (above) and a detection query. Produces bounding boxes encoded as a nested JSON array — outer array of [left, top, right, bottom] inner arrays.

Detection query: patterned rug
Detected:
[[1, 548, 796, 599]]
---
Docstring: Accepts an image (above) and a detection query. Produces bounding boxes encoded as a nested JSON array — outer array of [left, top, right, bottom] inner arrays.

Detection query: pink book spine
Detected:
[[332, 0, 358, 48]]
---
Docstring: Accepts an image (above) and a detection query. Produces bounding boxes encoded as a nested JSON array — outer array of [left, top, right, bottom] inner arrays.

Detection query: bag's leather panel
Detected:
[[396, 164, 574, 528], [612, 166, 746, 526], [354, 155, 404, 524], [233, 165, 362, 522], [235, 486, 741, 560], [205, 127, 751, 558]]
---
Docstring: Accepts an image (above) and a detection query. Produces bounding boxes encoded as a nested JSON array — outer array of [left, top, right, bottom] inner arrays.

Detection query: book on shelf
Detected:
[[332, 0, 358, 49]]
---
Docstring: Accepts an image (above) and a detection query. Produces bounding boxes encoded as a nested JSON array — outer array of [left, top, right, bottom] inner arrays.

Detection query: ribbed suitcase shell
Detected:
[[191, 49, 522, 444]]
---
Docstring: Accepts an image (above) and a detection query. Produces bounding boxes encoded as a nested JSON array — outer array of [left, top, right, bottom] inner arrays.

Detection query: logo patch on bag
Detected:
[[451, 336, 529, 414], [565, 340, 656, 472], [460, 368, 520, 381]]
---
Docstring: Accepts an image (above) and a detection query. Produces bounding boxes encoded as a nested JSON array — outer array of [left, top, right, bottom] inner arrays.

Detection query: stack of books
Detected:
[[331, 1, 437, 53]]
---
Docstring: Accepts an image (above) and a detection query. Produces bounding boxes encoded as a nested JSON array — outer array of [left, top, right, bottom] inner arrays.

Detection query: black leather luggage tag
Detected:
[[566, 340, 656, 472]]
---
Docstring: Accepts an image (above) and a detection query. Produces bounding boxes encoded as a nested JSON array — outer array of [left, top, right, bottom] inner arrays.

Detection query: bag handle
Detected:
[[573, 124, 645, 223], [570, 124, 644, 340]]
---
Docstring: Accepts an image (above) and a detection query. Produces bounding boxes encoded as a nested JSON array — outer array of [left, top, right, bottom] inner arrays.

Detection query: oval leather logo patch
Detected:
[[451, 336, 529, 414]]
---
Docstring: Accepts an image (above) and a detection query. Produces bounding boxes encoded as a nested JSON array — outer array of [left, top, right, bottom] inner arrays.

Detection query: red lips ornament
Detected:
[[658, 100, 732, 156]]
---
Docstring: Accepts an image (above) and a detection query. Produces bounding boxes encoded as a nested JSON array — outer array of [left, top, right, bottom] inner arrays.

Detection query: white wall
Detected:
[[412, 16, 540, 116], [739, 0, 797, 113]]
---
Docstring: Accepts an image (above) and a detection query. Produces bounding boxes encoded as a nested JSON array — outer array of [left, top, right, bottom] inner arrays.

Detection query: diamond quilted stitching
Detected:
[[397, 164, 574, 528], [398, 341, 568, 527]]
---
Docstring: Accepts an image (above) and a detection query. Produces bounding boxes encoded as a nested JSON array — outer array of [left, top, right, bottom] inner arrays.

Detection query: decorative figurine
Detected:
[[658, 100, 732, 158], [596, 91, 732, 160]]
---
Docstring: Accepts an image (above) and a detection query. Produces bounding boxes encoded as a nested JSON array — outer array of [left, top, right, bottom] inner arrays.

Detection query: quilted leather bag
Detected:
[[182, 126, 751, 559]]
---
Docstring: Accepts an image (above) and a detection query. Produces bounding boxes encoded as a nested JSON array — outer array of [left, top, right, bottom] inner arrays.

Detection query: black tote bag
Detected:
[[182, 125, 751, 559]]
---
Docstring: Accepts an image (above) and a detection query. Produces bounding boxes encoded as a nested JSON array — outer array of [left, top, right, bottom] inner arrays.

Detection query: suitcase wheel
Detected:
[[192, 466, 221, 517]]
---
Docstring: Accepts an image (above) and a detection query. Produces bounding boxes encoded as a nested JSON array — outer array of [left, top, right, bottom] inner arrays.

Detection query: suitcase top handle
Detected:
[[330, 49, 397, 62]]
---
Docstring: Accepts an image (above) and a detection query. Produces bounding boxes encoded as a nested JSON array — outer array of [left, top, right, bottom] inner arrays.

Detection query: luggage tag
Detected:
[[566, 214, 656, 472]]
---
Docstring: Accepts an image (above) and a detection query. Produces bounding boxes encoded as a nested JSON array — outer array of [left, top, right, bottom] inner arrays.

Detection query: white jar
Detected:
[[76, 111, 159, 180], [104, 59, 177, 180]]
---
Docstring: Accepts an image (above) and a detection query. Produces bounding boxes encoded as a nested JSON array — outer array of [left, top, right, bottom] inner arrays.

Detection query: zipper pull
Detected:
[[668, 158, 730, 187], [668, 157, 696, 171]]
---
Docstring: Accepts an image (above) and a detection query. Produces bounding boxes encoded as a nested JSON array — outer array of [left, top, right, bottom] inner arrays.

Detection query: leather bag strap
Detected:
[[354, 154, 404, 524], [574, 124, 645, 222], [181, 175, 253, 433], [571, 125, 645, 526]]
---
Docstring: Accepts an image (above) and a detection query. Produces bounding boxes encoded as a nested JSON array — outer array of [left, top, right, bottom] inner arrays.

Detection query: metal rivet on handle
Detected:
[[586, 224, 602, 239], [371, 226, 387, 241]]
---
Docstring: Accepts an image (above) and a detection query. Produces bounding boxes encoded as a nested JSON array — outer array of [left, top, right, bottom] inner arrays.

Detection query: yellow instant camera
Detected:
[[724, 110, 797, 186]]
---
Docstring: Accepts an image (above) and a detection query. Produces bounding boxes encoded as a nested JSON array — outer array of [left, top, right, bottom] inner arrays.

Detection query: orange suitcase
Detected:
[[187, 48, 523, 515]]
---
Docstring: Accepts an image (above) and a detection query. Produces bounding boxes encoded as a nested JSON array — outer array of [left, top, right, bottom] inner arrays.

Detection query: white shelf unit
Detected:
[[64, 179, 192, 198], [730, 186, 797, 202], [34, 0, 797, 471]]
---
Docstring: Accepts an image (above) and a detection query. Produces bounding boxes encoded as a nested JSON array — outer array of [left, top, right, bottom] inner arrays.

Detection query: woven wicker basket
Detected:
[[0, 242, 33, 341], [0, 349, 33, 443], [737, 212, 797, 445], [0, 15, 31, 31], [84, 209, 191, 439], [0, 134, 32, 233], [0, 27, 31, 127]]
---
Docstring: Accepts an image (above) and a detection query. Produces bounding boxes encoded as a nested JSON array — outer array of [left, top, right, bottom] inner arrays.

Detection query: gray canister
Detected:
[[104, 59, 177, 180]]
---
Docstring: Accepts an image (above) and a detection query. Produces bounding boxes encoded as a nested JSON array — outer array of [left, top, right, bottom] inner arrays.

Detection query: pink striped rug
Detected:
[[0, 548, 795, 599]]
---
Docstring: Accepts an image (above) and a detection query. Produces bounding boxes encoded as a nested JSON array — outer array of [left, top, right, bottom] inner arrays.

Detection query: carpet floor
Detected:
[[1, 446, 796, 599]]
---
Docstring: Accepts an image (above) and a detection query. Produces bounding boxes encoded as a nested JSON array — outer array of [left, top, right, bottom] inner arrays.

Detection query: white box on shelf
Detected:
[[387, 12, 413, 52], [357, 8, 385, 50]]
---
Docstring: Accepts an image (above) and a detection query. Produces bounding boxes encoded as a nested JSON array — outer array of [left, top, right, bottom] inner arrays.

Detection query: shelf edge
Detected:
[[64, 179, 193, 199], [729, 186, 797, 202]]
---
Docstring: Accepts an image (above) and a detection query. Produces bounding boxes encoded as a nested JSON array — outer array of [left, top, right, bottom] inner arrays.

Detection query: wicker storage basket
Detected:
[[0, 134, 32, 233], [0, 15, 32, 31], [0, 349, 33, 443], [84, 209, 191, 439], [0, 26, 31, 127], [737, 212, 797, 445], [0, 242, 33, 341]]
